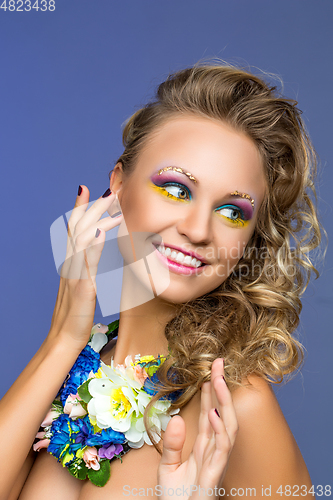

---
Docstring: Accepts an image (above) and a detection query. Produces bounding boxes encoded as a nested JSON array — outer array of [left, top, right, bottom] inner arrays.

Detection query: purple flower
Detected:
[[74, 415, 125, 447], [98, 443, 123, 460]]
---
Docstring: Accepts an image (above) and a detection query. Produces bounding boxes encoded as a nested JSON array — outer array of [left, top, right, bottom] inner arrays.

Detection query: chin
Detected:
[[155, 278, 224, 305]]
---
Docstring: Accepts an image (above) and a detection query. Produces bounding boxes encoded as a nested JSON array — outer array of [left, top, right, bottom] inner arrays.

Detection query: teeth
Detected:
[[176, 252, 185, 263], [184, 255, 192, 265], [156, 245, 204, 268]]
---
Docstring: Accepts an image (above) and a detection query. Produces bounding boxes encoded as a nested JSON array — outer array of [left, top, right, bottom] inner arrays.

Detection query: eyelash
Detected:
[[215, 204, 247, 226], [157, 182, 248, 226], [158, 182, 192, 202]]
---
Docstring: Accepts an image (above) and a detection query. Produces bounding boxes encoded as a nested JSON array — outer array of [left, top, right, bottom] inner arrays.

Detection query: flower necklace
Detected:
[[33, 320, 180, 487]]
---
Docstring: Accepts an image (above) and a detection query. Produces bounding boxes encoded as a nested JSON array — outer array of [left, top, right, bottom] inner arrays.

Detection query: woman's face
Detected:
[[111, 115, 267, 304]]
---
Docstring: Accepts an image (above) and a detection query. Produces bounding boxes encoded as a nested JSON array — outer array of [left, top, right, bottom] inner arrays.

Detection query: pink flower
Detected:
[[64, 393, 87, 419], [133, 365, 148, 385], [83, 447, 100, 470], [41, 408, 59, 427], [123, 356, 148, 385], [124, 355, 134, 368], [91, 323, 109, 335], [33, 438, 50, 452]]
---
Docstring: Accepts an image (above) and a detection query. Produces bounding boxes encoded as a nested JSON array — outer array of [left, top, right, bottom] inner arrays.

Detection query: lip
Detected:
[[152, 244, 208, 276], [152, 241, 209, 265]]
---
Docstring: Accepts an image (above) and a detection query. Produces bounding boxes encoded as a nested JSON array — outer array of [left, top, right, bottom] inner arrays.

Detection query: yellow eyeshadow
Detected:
[[148, 181, 190, 203], [215, 212, 250, 228]]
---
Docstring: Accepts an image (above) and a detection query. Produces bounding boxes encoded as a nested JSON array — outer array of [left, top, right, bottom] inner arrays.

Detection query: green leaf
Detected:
[[107, 319, 119, 337], [77, 379, 92, 403], [87, 459, 111, 487], [67, 459, 88, 480], [114, 453, 123, 463], [52, 399, 63, 411], [80, 400, 88, 413], [77, 463, 89, 480]]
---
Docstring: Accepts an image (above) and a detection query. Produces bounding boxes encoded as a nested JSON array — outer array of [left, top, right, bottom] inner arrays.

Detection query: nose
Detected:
[[176, 203, 213, 245]]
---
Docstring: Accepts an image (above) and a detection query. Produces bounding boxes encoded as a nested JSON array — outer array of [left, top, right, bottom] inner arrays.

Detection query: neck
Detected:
[[112, 297, 178, 366]]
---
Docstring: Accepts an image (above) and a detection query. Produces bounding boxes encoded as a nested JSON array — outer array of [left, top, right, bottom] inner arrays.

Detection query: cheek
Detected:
[[121, 183, 180, 233], [213, 228, 253, 264]]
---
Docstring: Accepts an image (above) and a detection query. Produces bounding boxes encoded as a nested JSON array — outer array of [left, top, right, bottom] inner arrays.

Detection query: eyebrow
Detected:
[[156, 166, 255, 209], [157, 166, 198, 183], [230, 190, 255, 209]]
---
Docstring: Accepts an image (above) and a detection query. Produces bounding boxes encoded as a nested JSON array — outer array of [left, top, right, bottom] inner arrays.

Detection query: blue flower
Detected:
[[57, 345, 101, 405], [48, 414, 81, 462], [143, 371, 183, 402], [143, 372, 160, 396], [88, 427, 125, 447], [75, 415, 125, 447]]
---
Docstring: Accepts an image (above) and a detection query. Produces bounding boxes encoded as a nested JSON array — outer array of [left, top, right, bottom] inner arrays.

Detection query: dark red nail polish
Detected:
[[215, 408, 220, 418], [78, 185, 82, 196], [102, 188, 111, 198], [95, 228, 101, 238], [222, 375, 226, 383]]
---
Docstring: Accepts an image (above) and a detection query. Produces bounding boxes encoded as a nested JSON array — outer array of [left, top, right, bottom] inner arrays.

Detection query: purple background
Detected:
[[0, 0, 332, 486]]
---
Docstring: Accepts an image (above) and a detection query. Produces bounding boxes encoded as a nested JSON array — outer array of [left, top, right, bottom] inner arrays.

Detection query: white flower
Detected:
[[88, 323, 109, 353], [86, 360, 179, 449], [87, 361, 143, 432]]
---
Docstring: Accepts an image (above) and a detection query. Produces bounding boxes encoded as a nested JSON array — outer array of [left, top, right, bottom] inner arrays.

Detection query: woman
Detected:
[[0, 63, 323, 499]]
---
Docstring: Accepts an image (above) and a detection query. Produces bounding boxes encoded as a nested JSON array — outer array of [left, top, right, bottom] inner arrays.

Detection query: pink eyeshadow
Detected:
[[230, 198, 254, 220], [150, 171, 192, 190]]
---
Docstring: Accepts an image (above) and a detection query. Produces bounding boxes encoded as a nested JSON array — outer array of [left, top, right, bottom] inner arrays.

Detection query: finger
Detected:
[[198, 382, 214, 439], [64, 190, 117, 279], [51, 186, 90, 327], [210, 358, 224, 410], [196, 407, 231, 487], [73, 189, 117, 240], [159, 415, 186, 475], [66, 185, 91, 259], [68, 212, 123, 280], [213, 373, 238, 446], [58, 186, 90, 286], [65, 188, 116, 268]]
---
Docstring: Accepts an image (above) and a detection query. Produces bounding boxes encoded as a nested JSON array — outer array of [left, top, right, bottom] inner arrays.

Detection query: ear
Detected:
[[110, 162, 124, 195]]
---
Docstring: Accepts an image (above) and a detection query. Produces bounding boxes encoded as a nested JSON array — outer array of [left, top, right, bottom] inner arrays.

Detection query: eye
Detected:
[[215, 204, 247, 226], [159, 182, 192, 201]]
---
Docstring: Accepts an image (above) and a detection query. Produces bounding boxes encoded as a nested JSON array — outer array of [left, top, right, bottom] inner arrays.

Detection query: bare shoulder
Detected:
[[231, 374, 286, 423], [221, 375, 313, 498], [230, 374, 299, 459]]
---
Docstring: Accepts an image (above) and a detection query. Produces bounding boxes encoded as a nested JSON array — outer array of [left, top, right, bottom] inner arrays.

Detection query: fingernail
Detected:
[[222, 375, 226, 383], [78, 185, 83, 196], [95, 228, 101, 238], [215, 408, 220, 418], [102, 188, 112, 198], [111, 210, 122, 218]]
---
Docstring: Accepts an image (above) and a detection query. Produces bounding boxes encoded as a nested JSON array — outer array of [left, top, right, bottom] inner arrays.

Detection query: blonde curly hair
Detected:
[[113, 62, 325, 437]]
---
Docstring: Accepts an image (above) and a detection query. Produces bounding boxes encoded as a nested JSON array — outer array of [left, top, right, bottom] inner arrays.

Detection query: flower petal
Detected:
[[88, 378, 114, 397], [88, 332, 108, 353]]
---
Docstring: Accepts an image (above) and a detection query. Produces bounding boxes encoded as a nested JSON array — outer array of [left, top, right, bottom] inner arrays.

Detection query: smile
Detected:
[[156, 245, 204, 268], [153, 244, 208, 276]]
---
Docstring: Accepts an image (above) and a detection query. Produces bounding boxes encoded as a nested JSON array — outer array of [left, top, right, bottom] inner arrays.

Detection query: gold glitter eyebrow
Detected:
[[157, 166, 197, 183], [230, 190, 255, 209], [156, 168, 254, 208]]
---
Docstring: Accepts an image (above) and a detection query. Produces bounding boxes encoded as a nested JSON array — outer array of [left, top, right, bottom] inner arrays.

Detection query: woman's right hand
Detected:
[[48, 185, 123, 349], [0, 185, 124, 499]]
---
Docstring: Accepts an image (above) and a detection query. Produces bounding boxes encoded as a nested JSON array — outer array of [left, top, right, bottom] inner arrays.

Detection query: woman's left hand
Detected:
[[157, 358, 238, 499]]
